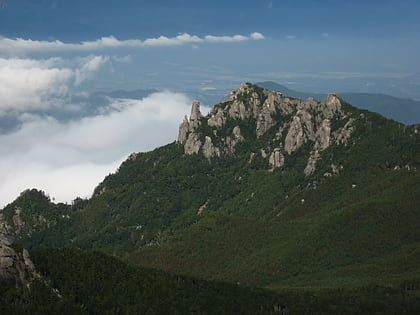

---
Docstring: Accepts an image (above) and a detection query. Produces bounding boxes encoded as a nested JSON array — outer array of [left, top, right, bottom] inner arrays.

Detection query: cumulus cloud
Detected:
[[0, 55, 108, 114], [0, 32, 265, 54], [0, 91, 198, 207]]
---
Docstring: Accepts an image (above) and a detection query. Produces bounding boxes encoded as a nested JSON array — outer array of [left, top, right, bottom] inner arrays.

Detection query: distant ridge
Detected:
[[256, 81, 420, 125]]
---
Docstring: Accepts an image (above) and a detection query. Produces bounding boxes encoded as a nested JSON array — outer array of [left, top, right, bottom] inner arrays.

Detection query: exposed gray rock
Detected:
[[299, 109, 316, 141], [256, 103, 276, 137], [184, 133, 202, 155], [278, 97, 298, 115], [228, 99, 249, 120], [178, 101, 205, 154], [304, 150, 321, 176], [177, 84, 356, 172], [284, 115, 306, 154], [189, 100, 203, 131], [224, 126, 245, 155], [12, 207, 25, 234], [269, 148, 285, 169], [248, 152, 256, 164], [261, 149, 268, 158], [127, 152, 139, 161], [177, 115, 189, 144], [202, 136, 221, 159], [320, 94, 345, 119], [314, 119, 331, 151], [0, 214, 36, 287], [197, 200, 209, 215], [232, 126, 243, 140], [207, 108, 225, 127], [333, 118, 355, 145]]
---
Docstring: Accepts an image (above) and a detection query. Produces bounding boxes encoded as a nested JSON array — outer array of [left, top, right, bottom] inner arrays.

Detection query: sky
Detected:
[[0, 0, 419, 207]]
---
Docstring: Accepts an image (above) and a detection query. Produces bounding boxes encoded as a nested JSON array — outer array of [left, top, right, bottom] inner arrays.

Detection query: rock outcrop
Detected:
[[202, 136, 221, 159], [0, 213, 37, 287], [177, 83, 356, 176], [269, 148, 285, 169], [178, 100, 203, 145]]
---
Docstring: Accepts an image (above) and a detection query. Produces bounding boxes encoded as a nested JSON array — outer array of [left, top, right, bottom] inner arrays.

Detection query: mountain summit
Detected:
[[177, 83, 416, 175]]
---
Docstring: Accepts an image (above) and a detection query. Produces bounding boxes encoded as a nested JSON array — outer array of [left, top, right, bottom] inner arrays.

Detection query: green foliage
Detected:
[[25, 248, 284, 314], [0, 279, 85, 314]]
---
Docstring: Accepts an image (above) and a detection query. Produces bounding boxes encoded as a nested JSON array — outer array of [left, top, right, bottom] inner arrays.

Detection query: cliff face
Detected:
[[0, 213, 37, 287], [178, 83, 356, 175]]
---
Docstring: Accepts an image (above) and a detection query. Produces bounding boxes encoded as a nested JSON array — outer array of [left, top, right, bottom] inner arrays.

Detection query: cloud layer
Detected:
[[0, 32, 265, 54], [0, 91, 199, 207], [0, 56, 108, 114]]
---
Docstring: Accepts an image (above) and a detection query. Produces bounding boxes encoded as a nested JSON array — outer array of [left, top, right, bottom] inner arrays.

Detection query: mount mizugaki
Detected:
[[1, 83, 419, 313]]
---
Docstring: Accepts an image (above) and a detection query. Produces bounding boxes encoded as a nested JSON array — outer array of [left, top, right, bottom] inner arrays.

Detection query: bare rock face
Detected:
[[256, 105, 275, 137], [0, 214, 36, 287], [320, 94, 345, 119], [225, 126, 245, 155], [228, 98, 249, 120], [177, 84, 356, 175], [177, 116, 189, 144], [184, 133, 202, 155], [202, 136, 221, 159], [269, 148, 285, 169], [333, 118, 355, 145], [178, 101, 204, 154], [304, 150, 321, 176], [284, 115, 306, 154], [189, 100, 203, 131], [208, 108, 225, 127], [314, 119, 331, 151]]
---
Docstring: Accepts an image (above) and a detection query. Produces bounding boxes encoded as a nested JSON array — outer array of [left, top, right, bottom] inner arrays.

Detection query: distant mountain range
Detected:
[[256, 81, 420, 125]]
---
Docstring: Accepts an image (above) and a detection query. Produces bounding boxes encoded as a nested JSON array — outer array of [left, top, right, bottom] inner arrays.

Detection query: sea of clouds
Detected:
[[0, 32, 262, 207]]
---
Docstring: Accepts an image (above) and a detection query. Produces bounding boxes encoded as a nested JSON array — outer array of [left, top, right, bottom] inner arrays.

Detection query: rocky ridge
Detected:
[[178, 83, 356, 175]]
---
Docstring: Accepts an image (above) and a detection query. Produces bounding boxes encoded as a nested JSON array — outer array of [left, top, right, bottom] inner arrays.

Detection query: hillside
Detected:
[[1, 247, 287, 314], [1, 83, 419, 312]]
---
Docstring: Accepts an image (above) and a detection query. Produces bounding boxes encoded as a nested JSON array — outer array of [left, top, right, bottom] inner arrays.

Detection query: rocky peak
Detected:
[[177, 83, 356, 176], [178, 100, 203, 145], [189, 100, 203, 130]]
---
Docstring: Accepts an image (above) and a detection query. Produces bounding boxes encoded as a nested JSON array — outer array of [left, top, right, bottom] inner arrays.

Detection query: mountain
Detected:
[[1, 83, 419, 313], [256, 81, 420, 125]]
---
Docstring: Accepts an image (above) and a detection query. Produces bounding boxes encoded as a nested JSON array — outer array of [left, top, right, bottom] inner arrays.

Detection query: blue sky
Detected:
[[1, 0, 419, 41], [0, 0, 419, 206], [1, 0, 420, 96]]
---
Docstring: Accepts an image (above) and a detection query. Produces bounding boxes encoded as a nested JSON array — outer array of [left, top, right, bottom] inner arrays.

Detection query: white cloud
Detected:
[[74, 55, 108, 85], [112, 55, 132, 63], [0, 56, 108, 114], [0, 91, 196, 208], [0, 32, 265, 54], [204, 34, 248, 42], [143, 33, 203, 46], [250, 32, 265, 40]]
